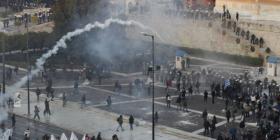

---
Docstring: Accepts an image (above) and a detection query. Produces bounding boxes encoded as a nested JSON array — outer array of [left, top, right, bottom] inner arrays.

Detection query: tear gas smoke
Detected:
[[9, 18, 160, 95]]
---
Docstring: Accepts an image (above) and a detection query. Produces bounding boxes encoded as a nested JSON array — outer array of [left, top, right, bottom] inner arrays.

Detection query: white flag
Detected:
[[81, 134, 86, 140], [3, 129, 10, 140], [51, 135, 56, 140], [70, 132, 78, 140], [60, 133, 68, 140]]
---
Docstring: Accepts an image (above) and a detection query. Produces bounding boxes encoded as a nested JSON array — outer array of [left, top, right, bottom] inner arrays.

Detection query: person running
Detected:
[[129, 115, 134, 130], [116, 115, 124, 131], [34, 105, 40, 120]]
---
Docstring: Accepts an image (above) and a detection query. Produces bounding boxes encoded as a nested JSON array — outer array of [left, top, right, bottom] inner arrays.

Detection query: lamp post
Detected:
[[142, 32, 155, 140], [25, 15, 30, 116], [2, 0, 9, 95], [2, 32, 5, 95]]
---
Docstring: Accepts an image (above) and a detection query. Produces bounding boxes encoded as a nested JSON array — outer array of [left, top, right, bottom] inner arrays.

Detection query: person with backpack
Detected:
[[116, 115, 124, 131]]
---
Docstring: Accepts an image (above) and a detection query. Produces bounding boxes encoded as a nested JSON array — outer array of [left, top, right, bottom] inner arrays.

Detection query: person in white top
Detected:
[[24, 128, 30, 139]]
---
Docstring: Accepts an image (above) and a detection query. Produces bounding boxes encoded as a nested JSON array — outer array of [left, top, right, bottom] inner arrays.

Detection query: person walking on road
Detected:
[[34, 105, 40, 120], [203, 119, 210, 136], [226, 109, 231, 123], [202, 109, 208, 120], [204, 90, 208, 103], [129, 115, 134, 130], [166, 94, 171, 108], [155, 111, 159, 123], [74, 79, 79, 94], [116, 115, 124, 131], [36, 88, 41, 102], [62, 92, 67, 107], [44, 99, 51, 116], [106, 96, 112, 107], [211, 90, 215, 104], [81, 94, 86, 109], [11, 114, 16, 127]]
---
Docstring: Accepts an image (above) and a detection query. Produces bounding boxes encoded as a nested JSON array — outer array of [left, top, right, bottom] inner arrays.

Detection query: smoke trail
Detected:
[[8, 18, 161, 94]]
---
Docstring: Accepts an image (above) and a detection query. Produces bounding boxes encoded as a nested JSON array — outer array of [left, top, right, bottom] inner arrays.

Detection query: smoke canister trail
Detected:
[[8, 18, 161, 95]]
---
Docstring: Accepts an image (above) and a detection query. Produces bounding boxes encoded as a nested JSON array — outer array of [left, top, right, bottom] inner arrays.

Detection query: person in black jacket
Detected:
[[129, 115, 134, 130]]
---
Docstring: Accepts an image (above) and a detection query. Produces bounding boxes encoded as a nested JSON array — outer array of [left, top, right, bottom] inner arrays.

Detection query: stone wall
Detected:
[[238, 20, 280, 56], [126, 14, 262, 58]]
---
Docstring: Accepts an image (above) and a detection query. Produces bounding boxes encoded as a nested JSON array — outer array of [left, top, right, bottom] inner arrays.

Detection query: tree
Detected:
[[53, 0, 77, 33]]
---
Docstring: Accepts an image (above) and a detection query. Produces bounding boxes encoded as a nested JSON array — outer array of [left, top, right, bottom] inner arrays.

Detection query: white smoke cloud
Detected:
[[9, 18, 160, 95]]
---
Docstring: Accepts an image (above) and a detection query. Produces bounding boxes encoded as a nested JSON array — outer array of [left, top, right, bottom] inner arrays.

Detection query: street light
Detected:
[[25, 14, 30, 116], [2, 31, 5, 95], [142, 32, 155, 140], [2, 0, 9, 95]]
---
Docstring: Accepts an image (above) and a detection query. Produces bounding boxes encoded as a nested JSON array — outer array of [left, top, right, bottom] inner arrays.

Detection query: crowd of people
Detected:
[[158, 62, 280, 140]]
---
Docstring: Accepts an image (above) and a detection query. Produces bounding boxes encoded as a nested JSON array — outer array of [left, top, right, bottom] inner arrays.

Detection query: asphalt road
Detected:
[[3, 114, 82, 140]]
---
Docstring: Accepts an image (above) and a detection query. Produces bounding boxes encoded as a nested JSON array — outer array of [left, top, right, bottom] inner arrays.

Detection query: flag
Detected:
[[82, 134, 86, 140], [70, 132, 78, 140], [60, 133, 68, 140], [51, 135, 56, 140], [224, 79, 230, 88]]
